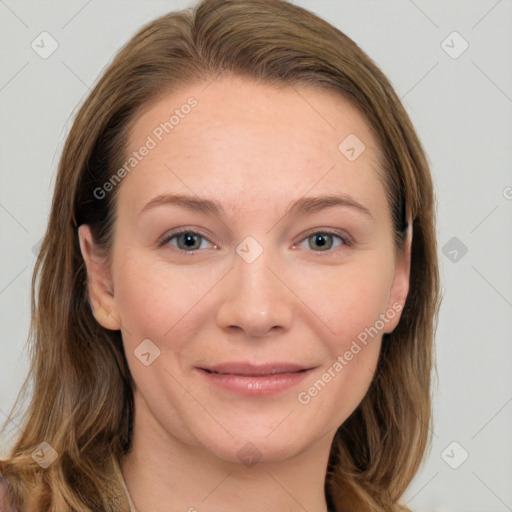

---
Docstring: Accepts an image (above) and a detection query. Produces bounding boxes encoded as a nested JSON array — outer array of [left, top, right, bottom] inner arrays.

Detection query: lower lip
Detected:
[[197, 368, 312, 396]]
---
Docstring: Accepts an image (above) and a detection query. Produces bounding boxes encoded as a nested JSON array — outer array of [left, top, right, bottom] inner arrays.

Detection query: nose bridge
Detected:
[[216, 238, 294, 337], [235, 242, 278, 301]]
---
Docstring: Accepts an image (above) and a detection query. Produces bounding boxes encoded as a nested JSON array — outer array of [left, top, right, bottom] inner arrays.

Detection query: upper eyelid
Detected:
[[158, 227, 213, 246], [159, 227, 352, 248], [298, 228, 352, 245]]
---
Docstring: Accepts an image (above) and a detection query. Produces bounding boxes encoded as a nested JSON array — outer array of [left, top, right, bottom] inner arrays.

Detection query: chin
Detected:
[[191, 417, 322, 467]]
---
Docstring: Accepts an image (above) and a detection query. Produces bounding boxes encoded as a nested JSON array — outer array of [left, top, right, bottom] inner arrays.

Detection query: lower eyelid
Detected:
[[159, 230, 352, 251], [160, 231, 214, 249], [295, 232, 350, 250]]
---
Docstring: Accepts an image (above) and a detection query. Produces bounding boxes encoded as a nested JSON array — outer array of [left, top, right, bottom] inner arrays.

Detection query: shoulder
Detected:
[[0, 473, 18, 512]]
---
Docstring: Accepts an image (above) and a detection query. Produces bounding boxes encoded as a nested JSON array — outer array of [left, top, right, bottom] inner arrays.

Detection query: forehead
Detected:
[[121, 76, 386, 216]]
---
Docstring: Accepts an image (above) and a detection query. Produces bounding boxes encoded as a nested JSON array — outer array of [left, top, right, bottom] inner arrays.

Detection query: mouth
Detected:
[[196, 362, 315, 396], [199, 362, 311, 376]]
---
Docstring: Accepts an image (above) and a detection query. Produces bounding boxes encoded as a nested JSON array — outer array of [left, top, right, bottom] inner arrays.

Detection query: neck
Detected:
[[120, 392, 333, 512]]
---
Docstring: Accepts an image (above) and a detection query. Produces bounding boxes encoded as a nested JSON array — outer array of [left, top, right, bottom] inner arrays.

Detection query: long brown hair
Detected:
[[0, 0, 440, 510]]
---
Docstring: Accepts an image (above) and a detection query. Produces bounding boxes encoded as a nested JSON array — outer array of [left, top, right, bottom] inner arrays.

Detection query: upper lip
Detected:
[[199, 362, 311, 376]]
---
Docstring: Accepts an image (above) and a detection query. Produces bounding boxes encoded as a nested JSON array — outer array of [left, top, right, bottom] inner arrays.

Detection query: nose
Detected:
[[215, 247, 294, 338]]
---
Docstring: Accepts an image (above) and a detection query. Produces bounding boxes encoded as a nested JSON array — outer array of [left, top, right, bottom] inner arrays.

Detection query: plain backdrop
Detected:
[[1, 1, 511, 511]]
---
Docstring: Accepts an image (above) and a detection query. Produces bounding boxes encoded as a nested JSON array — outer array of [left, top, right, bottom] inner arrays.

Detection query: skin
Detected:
[[79, 75, 411, 512]]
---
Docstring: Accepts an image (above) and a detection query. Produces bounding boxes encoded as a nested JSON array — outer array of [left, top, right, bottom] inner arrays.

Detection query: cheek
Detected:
[[111, 249, 227, 358], [293, 257, 395, 343], [292, 258, 393, 415]]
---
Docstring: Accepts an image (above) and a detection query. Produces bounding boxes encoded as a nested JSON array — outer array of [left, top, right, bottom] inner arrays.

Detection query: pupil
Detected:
[[312, 233, 331, 250], [181, 233, 199, 249]]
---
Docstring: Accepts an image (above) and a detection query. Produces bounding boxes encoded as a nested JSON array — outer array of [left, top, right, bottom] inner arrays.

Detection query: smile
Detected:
[[196, 362, 315, 396]]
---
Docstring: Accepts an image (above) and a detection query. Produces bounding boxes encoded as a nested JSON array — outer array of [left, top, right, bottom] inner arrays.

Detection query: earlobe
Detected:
[[78, 225, 121, 331], [384, 223, 412, 333]]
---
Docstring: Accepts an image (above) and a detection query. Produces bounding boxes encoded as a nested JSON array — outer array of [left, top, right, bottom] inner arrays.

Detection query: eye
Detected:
[[294, 230, 351, 252], [158, 229, 217, 253], [158, 228, 352, 254]]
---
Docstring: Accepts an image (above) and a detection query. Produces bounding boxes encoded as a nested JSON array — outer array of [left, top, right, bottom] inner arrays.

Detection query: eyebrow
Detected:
[[138, 192, 373, 220]]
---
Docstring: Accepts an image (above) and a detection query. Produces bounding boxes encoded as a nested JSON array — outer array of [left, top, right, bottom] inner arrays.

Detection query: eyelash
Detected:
[[157, 227, 353, 255]]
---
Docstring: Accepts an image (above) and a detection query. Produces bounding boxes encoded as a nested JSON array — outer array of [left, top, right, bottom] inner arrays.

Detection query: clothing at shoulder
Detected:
[[0, 474, 18, 512]]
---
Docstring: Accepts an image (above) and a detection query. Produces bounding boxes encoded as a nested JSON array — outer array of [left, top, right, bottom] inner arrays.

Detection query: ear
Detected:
[[384, 223, 412, 333], [78, 224, 121, 331]]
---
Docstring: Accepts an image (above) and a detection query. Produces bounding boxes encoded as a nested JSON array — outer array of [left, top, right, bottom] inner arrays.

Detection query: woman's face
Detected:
[[80, 76, 410, 464]]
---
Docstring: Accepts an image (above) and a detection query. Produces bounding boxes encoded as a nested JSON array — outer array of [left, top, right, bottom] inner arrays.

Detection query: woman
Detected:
[[0, 0, 440, 510]]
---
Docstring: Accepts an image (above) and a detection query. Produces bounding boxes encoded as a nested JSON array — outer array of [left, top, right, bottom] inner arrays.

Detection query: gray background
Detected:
[[1, 1, 511, 510]]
